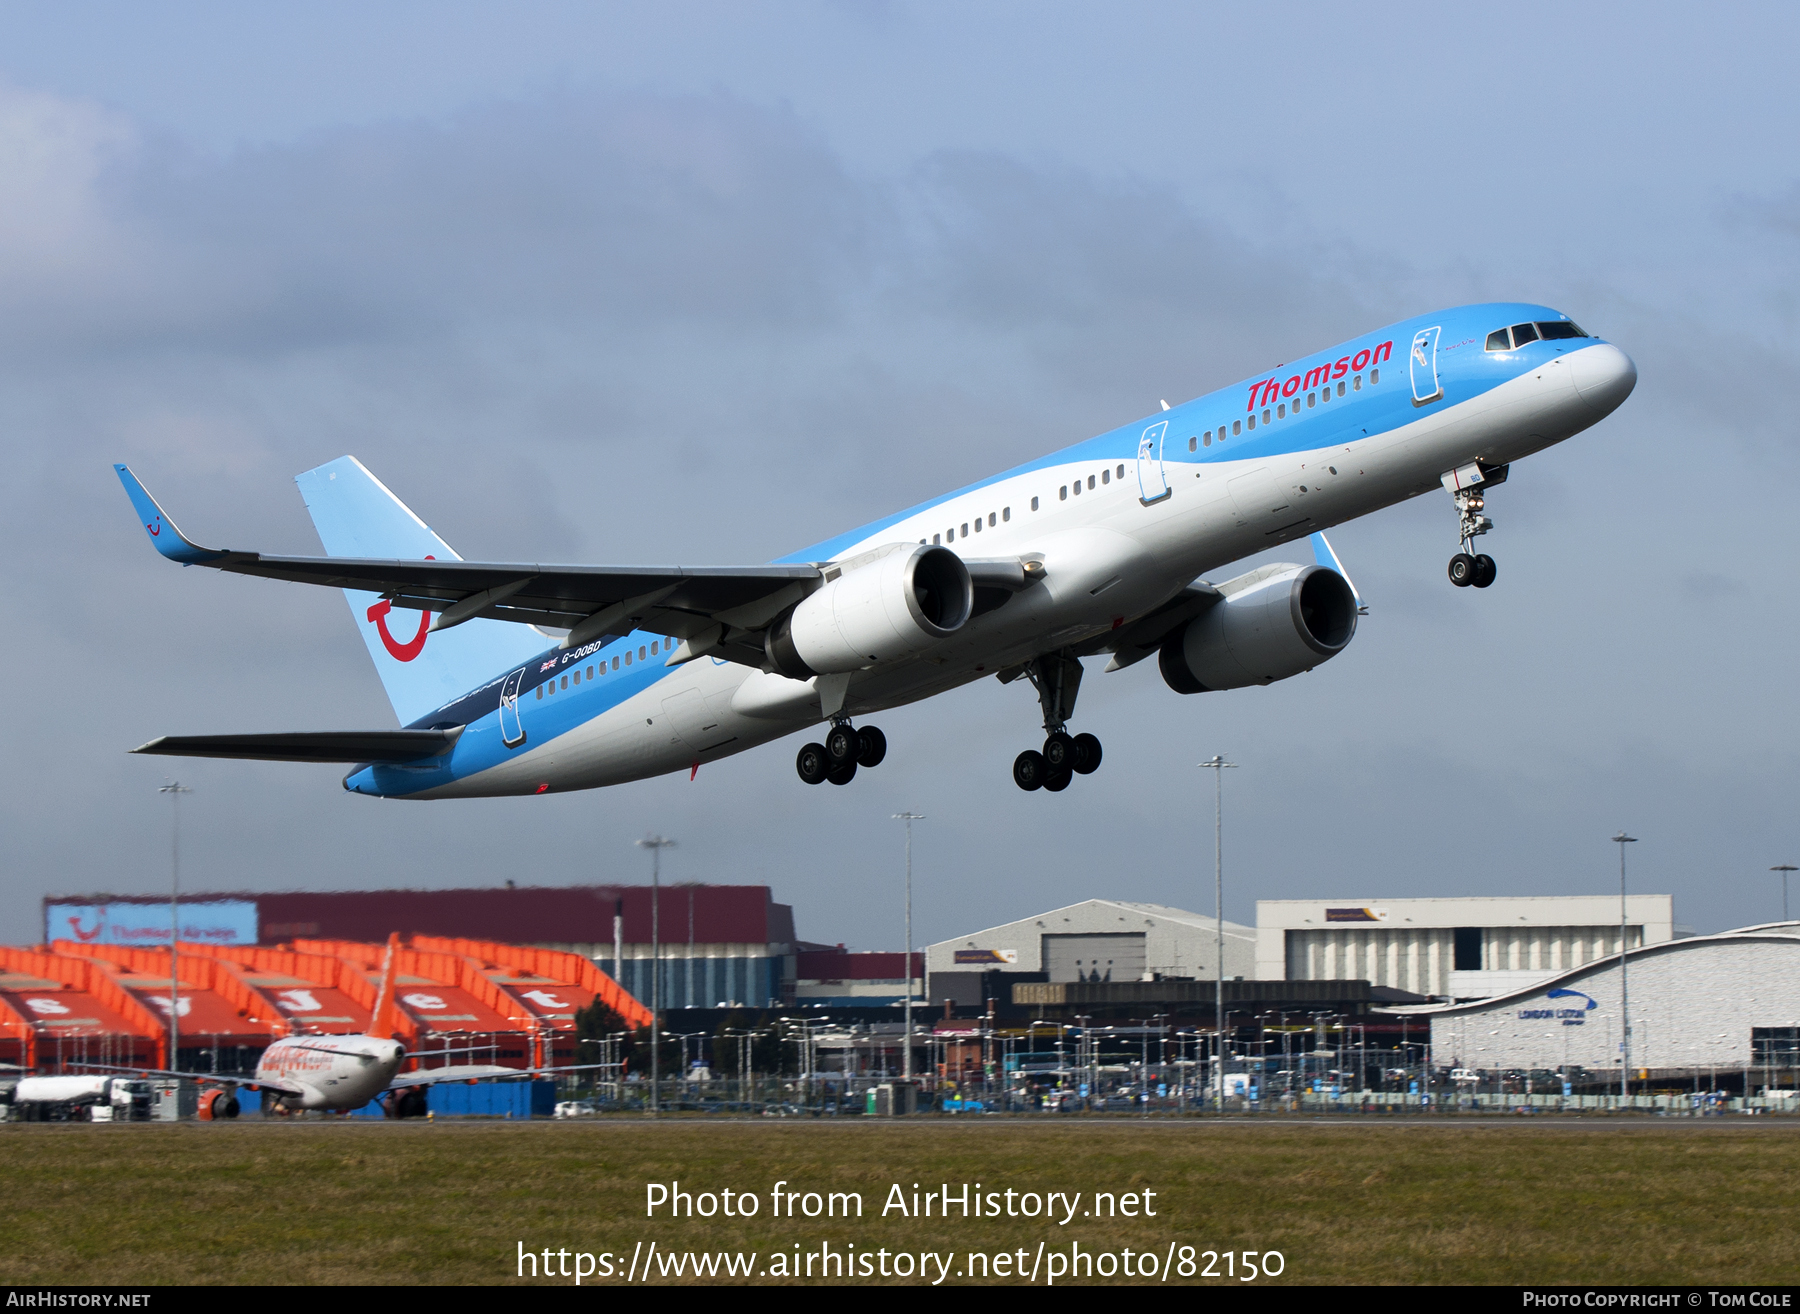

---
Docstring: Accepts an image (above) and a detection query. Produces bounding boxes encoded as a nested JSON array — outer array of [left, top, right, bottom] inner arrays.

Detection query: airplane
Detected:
[[116, 302, 1635, 797]]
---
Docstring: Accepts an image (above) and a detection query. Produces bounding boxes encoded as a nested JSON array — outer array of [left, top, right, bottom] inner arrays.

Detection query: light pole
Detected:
[[1199, 755, 1236, 1113], [893, 812, 925, 1082], [636, 834, 676, 1114], [1613, 831, 1637, 1100], [1773, 866, 1797, 924], [158, 782, 191, 1069]]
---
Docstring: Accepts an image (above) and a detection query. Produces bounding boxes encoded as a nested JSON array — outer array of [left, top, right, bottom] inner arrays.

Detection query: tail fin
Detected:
[[295, 456, 545, 725]]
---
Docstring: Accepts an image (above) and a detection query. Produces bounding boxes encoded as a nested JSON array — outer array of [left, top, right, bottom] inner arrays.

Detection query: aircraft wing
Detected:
[[386, 1062, 615, 1091], [116, 464, 821, 659], [72, 1063, 308, 1097], [132, 729, 463, 763]]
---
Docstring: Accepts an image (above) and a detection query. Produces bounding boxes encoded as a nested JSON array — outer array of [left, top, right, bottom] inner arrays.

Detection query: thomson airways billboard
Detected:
[[46, 901, 258, 947]]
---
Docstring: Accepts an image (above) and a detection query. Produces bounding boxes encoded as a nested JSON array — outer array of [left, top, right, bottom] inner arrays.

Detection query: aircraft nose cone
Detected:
[[1569, 343, 1636, 416]]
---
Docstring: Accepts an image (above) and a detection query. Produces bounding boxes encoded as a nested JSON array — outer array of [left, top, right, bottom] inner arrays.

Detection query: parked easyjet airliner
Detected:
[[118, 304, 1634, 796]]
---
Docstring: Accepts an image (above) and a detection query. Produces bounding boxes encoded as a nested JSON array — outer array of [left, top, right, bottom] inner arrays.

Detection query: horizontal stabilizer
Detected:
[[131, 729, 462, 764]]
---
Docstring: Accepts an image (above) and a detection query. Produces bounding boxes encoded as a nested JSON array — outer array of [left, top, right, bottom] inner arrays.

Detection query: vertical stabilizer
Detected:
[[295, 456, 544, 726]]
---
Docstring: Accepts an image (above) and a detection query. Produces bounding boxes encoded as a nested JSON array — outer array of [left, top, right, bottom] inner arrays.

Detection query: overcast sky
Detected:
[[2, 3, 1797, 951]]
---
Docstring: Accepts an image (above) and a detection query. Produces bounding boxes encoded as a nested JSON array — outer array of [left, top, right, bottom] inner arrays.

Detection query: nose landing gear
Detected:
[[1010, 653, 1103, 793], [796, 721, 888, 786], [1444, 462, 1507, 590]]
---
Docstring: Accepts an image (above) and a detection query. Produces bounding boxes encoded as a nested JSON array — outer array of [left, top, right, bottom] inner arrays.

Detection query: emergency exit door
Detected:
[[1136, 420, 1171, 505], [1410, 326, 1443, 405]]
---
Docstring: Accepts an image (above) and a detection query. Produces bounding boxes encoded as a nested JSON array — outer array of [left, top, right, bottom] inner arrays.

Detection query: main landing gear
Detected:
[[1011, 652, 1103, 793], [1447, 481, 1498, 590], [796, 721, 887, 786]]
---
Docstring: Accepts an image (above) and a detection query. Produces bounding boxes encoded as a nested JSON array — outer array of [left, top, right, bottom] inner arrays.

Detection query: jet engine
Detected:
[[1159, 564, 1357, 693], [766, 544, 973, 679]]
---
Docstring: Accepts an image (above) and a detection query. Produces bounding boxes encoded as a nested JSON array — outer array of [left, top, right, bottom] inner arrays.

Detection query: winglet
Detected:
[[1309, 531, 1366, 614], [113, 464, 230, 564]]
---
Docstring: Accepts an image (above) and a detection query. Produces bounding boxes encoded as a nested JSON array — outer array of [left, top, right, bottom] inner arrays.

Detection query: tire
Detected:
[[1071, 732, 1103, 775], [827, 759, 857, 786], [1448, 553, 1476, 587], [1044, 765, 1073, 792], [825, 723, 860, 765], [796, 742, 829, 785], [1043, 731, 1075, 770], [857, 725, 888, 768], [1013, 750, 1047, 791], [1472, 554, 1497, 589]]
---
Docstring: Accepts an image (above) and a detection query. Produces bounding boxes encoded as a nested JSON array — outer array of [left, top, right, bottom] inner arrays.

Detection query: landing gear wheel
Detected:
[[1448, 553, 1476, 587], [1471, 554, 1496, 589], [1013, 750, 1047, 791], [827, 760, 857, 786], [1043, 765, 1073, 792], [824, 723, 860, 765], [796, 742, 829, 785], [1071, 732, 1102, 774], [856, 725, 887, 768], [1042, 731, 1076, 771]]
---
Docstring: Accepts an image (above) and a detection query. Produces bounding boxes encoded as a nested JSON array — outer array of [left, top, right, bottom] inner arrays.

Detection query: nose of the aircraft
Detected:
[[1569, 342, 1637, 416]]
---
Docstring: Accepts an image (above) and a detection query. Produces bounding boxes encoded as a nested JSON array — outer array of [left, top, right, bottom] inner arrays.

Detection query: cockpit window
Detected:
[[1485, 329, 1510, 352], [1535, 321, 1587, 340], [1510, 322, 1540, 346]]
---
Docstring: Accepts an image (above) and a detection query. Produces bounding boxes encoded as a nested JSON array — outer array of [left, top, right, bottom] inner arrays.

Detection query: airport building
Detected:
[[1257, 895, 1679, 1000], [1425, 923, 1800, 1086], [925, 899, 1256, 1007], [43, 884, 798, 1010]]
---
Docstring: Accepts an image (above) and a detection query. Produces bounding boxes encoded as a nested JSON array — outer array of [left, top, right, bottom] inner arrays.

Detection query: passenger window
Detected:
[[1262, 409, 1271, 425], [573, 669, 581, 684], [1336, 381, 1345, 397], [1511, 322, 1539, 345], [973, 518, 981, 532], [1369, 368, 1379, 384], [624, 651, 632, 666], [933, 533, 941, 544], [1086, 475, 1095, 490], [946, 527, 954, 541], [1307, 392, 1315, 407], [1277, 403, 1286, 419], [1203, 433, 1211, 446], [1247, 415, 1256, 430], [962, 522, 970, 535], [561, 675, 568, 691], [1353, 375, 1361, 390], [1061, 485, 1069, 499], [1485, 329, 1510, 351], [1116, 464, 1125, 479], [536, 686, 543, 700], [1231, 420, 1240, 435], [651, 641, 659, 655], [612, 656, 619, 670], [587, 666, 594, 679], [1101, 469, 1109, 484], [1188, 436, 1197, 451], [1003, 507, 1011, 521], [1536, 321, 1586, 340], [1030, 497, 1039, 511], [639, 646, 646, 660], [989, 512, 997, 526]]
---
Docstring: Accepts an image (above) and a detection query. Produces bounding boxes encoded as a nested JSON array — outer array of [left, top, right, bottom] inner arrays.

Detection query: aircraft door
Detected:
[[499, 667, 528, 748], [1410, 326, 1443, 405], [1136, 420, 1171, 505]]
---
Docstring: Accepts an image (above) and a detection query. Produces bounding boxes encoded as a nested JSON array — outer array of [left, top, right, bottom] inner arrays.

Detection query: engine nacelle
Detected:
[[1159, 563, 1357, 693], [766, 544, 973, 680]]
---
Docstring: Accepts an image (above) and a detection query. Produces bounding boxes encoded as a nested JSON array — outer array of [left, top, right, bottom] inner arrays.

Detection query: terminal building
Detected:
[[1257, 895, 1680, 1001], [1425, 923, 1800, 1086]]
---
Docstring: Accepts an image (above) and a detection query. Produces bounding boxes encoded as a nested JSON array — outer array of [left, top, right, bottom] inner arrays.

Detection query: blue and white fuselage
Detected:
[[118, 302, 1635, 798]]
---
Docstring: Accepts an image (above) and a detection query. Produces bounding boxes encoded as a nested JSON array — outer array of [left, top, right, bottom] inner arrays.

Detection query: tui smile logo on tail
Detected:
[[367, 598, 429, 662]]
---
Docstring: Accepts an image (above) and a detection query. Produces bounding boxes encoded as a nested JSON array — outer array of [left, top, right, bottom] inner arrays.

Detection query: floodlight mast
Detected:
[[1773, 866, 1797, 924], [1199, 755, 1236, 1113], [1613, 831, 1637, 1100], [893, 812, 926, 1082], [158, 781, 192, 1069], [636, 835, 676, 1114]]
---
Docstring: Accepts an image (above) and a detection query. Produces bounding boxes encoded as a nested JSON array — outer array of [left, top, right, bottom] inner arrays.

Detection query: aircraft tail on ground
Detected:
[[295, 456, 544, 726]]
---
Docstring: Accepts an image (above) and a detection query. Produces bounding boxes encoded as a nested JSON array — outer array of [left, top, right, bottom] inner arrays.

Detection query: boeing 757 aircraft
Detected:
[[118, 303, 1634, 797]]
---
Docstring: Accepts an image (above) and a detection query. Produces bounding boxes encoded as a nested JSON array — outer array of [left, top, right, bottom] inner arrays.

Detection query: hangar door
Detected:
[[1042, 933, 1145, 984]]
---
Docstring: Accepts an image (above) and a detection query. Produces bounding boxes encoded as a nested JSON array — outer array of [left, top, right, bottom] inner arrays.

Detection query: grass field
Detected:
[[4, 1117, 1797, 1286]]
